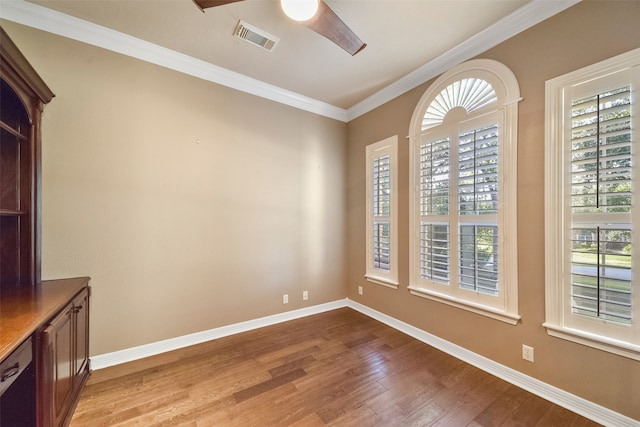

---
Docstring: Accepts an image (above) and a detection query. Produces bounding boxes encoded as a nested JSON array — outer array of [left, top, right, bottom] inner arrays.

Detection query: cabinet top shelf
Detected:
[[0, 120, 29, 141], [0, 209, 27, 216]]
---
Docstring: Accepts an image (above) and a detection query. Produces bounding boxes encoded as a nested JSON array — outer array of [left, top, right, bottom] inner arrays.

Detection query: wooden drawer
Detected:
[[0, 336, 32, 396]]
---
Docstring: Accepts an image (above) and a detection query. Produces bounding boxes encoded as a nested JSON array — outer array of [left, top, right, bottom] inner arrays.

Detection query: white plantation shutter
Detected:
[[570, 86, 632, 324], [418, 123, 500, 295], [419, 136, 450, 282], [544, 48, 640, 360], [458, 124, 499, 296], [570, 87, 632, 214], [420, 137, 450, 217], [459, 224, 498, 296], [366, 136, 398, 288], [458, 125, 499, 216], [415, 109, 508, 301], [373, 154, 391, 270], [421, 223, 450, 282]]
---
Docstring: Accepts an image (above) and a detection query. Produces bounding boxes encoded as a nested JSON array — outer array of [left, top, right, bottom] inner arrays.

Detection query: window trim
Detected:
[[365, 135, 399, 289], [408, 59, 521, 325], [544, 47, 640, 361]]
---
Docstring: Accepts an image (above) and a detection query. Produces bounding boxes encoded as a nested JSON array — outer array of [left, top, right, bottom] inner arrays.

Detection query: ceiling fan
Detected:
[[193, 0, 367, 56]]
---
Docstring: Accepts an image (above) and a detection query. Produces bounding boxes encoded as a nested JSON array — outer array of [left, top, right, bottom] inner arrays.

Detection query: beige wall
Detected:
[[347, 1, 640, 420], [2, 21, 348, 356]]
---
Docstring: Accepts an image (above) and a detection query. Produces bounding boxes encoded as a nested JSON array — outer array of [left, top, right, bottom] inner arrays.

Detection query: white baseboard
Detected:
[[90, 298, 636, 426], [345, 299, 637, 427], [90, 299, 347, 370]]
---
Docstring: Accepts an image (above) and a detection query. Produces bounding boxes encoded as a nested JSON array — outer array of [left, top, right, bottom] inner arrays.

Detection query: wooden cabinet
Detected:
[[0, 278, 90, 427], [40, 288, 90, 427]]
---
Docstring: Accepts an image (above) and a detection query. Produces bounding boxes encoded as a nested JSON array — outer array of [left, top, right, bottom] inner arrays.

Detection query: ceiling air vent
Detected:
[[234, 20, 279, 52]]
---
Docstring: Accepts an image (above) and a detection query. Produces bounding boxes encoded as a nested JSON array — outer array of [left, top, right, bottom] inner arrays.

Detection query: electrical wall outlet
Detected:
[[522, 344, 534, 362], [303, 290, 308, 301], [358, 286, 363, 295], [283, 294, 288, 304]]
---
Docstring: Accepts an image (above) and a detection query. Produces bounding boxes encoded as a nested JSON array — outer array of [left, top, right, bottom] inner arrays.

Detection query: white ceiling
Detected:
[[2, 0, 579, 120]]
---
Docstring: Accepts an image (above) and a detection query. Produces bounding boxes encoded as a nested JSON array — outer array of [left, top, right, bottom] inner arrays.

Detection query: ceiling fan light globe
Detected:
[[280, 0, 319, 22]]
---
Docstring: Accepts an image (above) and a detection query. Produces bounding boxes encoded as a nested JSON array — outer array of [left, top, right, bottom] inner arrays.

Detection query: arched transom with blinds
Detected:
[[422, 78, 497, 129]]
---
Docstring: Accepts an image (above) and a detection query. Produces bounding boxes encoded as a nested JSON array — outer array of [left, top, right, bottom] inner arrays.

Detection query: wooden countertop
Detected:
[[0, 277, 90, 361]]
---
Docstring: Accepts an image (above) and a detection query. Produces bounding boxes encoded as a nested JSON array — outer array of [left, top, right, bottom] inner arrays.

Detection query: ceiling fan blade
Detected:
[[193, 0, 244, 12], [306, 0, 366, 56]]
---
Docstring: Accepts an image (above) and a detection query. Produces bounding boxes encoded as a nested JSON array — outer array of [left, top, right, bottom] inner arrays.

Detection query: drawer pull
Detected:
[[1, 363, 19, 382]]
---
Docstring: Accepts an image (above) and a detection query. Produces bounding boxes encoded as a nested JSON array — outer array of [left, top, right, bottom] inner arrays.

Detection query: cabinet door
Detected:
[[42, 306, 74, 427], [73, 290, 89, 380]]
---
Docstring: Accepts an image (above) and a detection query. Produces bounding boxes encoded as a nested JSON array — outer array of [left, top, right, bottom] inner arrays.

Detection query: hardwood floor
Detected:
[[70, 308, 600, 426]]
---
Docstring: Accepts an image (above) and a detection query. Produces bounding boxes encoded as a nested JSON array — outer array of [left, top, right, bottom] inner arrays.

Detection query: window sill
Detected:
[[364, 275, 399, 289], [408, 285, 520, 325], [543, 323, 640, 361]]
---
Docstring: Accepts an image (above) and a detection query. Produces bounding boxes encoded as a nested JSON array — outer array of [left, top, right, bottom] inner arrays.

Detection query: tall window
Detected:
[[366, 136, 398, 288], [409, 60, 520, 324], [545, 48, 640, 360]]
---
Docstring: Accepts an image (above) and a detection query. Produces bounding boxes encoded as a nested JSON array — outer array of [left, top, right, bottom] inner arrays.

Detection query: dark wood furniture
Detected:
[[41, 283, 90, 427], [0, 26, 52, 290], [1, 278, 90, 427], [1, 27, 91, 427]]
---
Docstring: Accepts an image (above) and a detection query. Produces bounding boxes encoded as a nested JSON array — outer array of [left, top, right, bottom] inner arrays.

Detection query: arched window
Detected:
[[408, 59, 521, 324]]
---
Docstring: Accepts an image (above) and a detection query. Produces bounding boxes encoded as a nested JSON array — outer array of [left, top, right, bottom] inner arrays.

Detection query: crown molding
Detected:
[[346, 0, 581, 121], [0, 0, 580, 123], [0, 0, 349, 122]]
